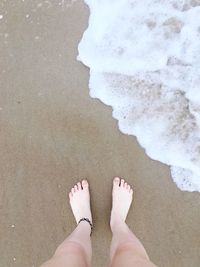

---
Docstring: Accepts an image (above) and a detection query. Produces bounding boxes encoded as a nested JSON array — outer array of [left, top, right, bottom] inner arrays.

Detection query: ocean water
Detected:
[[78, 0, 200, 192]]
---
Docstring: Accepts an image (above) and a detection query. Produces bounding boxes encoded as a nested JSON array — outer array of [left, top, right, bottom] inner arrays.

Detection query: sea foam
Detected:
[[78, 0, 200, 192]]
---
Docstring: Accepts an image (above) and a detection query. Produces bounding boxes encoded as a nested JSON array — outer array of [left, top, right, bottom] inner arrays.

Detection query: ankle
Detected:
[[110, 211, 126, 233], [73, 220, 92, 236]]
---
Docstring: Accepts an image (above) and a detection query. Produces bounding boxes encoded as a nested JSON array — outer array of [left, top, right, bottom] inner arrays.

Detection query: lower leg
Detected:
[[110, 215, 149, 261], [40, 180, 93, 267], [54, 221, 92, 265], [110, 177, 157, 267]]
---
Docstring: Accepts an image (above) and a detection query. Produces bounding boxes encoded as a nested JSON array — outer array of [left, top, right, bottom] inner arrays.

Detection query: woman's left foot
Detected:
[[69, 180, 92, 224]]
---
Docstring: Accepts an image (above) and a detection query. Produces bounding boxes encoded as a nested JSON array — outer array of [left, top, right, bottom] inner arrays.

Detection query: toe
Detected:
[[127, 185, 131, 191], [82, 179, 88, 189], [72, 187, 75, 194], [69, 192, 73, 199], [74, 185, 78, 191], [113, 177, 120, 186], [120, 179, 125, 187], [124, 182, 128, 188], [77, 182, 82, 190], [130, 189, 133, 194]]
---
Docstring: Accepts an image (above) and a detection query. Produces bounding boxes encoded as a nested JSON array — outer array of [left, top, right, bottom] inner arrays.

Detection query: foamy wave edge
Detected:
[[77, 0, 200, 192]]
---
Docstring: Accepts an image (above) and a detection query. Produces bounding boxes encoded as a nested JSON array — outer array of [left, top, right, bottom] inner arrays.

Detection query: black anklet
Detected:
[[78, 218, 93, 235]]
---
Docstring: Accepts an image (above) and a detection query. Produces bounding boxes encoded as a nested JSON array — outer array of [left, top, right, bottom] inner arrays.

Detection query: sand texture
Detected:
[[0, 1, 200, 267]]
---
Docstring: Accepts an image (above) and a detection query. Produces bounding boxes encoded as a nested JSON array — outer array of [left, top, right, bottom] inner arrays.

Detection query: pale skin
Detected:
[[40, 177, 157, 267]]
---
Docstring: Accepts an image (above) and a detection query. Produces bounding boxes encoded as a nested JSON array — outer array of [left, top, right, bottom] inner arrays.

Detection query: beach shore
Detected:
[[0, 1, 200, 266]]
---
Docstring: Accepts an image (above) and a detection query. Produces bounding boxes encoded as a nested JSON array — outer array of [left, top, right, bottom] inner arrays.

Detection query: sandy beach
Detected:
[[0, 1, 200, 266]]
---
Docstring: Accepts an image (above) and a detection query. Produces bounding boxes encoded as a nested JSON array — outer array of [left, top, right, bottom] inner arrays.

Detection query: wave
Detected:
[[78, 0, 200, 192]]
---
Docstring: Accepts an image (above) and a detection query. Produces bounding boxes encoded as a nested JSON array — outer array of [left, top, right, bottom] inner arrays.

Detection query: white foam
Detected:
[[78, 0, 200, 192]]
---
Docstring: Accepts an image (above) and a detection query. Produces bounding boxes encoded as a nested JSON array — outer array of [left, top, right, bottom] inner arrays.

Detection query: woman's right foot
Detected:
[[110, 177, 133, 232]]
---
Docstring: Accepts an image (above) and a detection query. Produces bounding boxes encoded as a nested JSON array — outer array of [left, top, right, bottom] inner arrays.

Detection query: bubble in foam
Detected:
[[78, 0, 200, 192]]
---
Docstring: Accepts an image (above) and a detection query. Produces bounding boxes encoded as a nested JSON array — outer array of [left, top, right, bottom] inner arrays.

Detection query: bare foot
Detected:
[[69, 180, 92, 224], [110, 177, 133, 231]]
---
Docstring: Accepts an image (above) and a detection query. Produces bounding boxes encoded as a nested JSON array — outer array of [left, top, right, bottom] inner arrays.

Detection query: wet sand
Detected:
[[0, 1, 200, 267]]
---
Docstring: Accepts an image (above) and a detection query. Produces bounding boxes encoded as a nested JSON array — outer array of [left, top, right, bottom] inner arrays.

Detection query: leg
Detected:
[[109, 177, 157, 267], [40, 180, 93, 267]]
